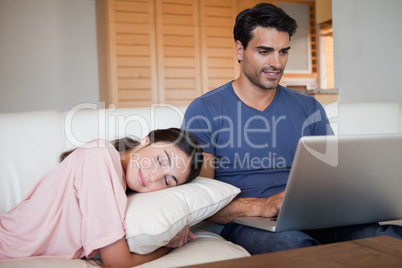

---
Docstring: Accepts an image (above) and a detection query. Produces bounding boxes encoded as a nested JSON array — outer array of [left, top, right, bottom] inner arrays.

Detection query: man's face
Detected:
[[237, 26, 291, 90]]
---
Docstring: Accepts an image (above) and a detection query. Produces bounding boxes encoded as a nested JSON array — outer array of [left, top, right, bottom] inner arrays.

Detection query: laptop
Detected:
[[234, 134, 402, 232]]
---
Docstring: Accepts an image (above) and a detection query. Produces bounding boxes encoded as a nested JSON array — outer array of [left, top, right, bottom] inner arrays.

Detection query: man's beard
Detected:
[[244, 67, 283, 90]]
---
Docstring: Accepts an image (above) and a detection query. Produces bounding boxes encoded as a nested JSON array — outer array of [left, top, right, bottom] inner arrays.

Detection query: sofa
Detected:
[[1, 101, 402, 267]]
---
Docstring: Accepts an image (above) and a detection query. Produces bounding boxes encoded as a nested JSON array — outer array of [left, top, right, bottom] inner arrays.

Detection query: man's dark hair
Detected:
[[233, 3, 297, 50]]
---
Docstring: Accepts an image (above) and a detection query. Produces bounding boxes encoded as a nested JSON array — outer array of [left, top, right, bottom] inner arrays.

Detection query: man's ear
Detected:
[[140, 136, 150, 147], [235, 40, 244, 62]]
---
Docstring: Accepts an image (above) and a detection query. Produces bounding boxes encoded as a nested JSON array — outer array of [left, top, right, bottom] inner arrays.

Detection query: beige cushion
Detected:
[[135, 230, 250, 268], [0, 257, 100, 268]]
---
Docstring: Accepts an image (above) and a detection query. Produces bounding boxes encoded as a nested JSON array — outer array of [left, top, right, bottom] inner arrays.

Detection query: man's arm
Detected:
[[201, 153, 284, 224], [208, 191, 284, 224], [198, 153, 215, 178]]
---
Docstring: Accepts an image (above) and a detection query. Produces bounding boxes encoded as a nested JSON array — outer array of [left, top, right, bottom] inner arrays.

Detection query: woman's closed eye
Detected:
[[157, 153, 179, 187], [164, 176, 170, 186], [156, 156, 171, 186]]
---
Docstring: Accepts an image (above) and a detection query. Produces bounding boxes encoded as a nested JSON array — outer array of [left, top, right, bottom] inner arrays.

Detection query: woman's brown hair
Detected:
[[59, 128, 203, 184]]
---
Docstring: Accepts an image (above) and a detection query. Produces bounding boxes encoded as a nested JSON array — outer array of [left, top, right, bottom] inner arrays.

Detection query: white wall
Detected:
[[0, 0, 99, 113], [333, 0, 402, 103]]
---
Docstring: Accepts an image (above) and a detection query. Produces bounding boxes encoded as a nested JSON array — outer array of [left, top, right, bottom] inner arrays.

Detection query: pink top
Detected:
[[0, 139, 127, 261]]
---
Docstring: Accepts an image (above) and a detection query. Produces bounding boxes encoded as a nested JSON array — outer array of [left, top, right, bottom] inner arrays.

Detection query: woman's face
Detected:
[[125, 141, 191, 193]]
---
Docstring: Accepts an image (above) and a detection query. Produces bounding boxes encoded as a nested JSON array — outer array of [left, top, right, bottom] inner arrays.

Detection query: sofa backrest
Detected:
[[324, 102, 402, 135], [1, 102, 401, 214], [62, 105, 186, 150], [0, 110, 65, 213]]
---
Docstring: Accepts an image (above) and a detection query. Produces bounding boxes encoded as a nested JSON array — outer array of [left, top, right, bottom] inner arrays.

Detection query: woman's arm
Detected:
[[99, 237, 171, 268], [164, 225, 197, 248], [99, 225, 196, 268]]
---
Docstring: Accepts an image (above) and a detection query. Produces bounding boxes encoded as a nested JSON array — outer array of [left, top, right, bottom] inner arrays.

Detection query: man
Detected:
[[182, 3, 402, 254]]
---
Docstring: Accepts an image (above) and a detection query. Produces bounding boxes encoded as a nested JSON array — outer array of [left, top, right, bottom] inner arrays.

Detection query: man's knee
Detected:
[[221, 223, 319, 254]]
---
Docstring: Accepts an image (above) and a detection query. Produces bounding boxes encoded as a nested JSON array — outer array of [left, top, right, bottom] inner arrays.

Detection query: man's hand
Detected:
[[248, 191, 284, 218], [208, 191, 285, 224], [198, 152, 284, 223], [165, 225, 197, 248]]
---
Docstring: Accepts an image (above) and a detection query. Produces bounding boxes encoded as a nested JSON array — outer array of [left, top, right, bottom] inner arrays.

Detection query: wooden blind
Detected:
[[155, 0, 201, 106], [98, 0, 318, 107], [237, 0, 277, 11], [114, 0, 158, 107], [199, 0, 239, 93], [99, 0, 158, 108]]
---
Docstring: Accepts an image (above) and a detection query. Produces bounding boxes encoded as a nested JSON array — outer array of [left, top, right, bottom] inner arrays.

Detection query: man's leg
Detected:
[[221, 223, 320, 255], [334, 223, 402, 242], [306, 223, 402, 244]]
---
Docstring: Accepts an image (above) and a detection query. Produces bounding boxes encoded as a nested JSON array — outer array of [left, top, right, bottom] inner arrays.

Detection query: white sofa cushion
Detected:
[[125, 177, 240, 254], [0, 257, 100, 268], [135, 230, 250, 268], [63, 106, 186, 150], [324, 102, 401, 135], [0, 111, 65, 214], [0, 232, 250, 268]]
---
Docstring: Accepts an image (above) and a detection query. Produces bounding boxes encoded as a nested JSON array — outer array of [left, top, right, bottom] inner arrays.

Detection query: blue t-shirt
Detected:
[[182, 82, 333, 198]]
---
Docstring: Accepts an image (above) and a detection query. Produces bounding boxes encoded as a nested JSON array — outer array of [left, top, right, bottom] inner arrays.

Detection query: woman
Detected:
[[0, 128, 203, 267]]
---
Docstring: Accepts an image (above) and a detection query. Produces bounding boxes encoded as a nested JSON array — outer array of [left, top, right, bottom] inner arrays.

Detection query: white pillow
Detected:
[[125, 177, 240, 254]]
